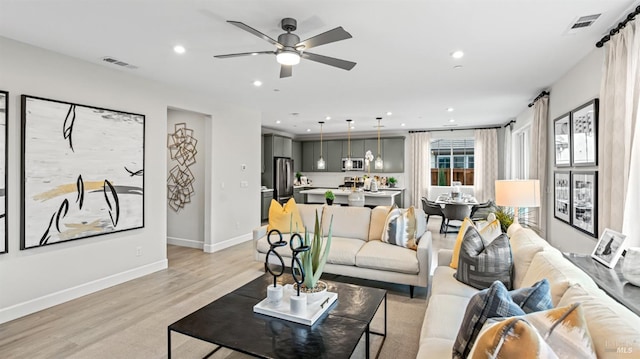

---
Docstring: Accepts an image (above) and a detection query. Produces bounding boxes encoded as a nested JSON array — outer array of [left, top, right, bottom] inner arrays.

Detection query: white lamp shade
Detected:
[[495, 180, 541, 208]]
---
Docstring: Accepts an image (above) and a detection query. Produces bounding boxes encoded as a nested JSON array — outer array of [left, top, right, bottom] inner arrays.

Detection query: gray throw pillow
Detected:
[[455, 225, 513, 290]]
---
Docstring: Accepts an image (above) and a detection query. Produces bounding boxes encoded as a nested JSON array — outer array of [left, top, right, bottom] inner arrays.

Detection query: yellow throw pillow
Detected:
[[450, 218, 503, 269], [450, 218, 475, 269], [267, 198, 305, 233]]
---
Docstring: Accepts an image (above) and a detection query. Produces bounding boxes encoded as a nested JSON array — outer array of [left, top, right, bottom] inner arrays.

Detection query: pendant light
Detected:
[[317, 121, 326, 170], [345, 119, 353, 171], [374, 117, 384, 170]]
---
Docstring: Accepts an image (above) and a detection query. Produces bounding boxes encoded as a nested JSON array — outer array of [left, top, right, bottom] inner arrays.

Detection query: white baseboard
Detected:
[[167, 236, 204, 249], [204, 232, 252, 253], [0, 259, 168, 325]]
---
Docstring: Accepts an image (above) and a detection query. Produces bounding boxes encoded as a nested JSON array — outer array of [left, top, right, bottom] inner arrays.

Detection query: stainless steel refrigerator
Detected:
[[274, 157, 294, 204]]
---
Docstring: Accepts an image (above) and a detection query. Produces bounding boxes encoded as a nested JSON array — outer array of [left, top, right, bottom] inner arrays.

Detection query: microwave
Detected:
[[341, 158, 365, 171]]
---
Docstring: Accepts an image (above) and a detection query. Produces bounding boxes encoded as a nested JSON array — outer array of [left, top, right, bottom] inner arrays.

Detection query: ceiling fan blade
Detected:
[[214, 51, 274, 59], [280, 65, 292, 78], [295, 27, 352, 50], [227, 21, 283, 49], [301, 52, 356, 71]]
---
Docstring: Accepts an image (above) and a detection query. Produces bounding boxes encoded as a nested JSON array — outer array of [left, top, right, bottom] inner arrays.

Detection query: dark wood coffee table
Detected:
[[168, 273, 387, 358]]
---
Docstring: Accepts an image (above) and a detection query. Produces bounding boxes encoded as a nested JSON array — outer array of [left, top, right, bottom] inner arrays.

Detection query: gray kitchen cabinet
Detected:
[[292, 140, 302, 174], [282, 137, 292, 157], [271, 135, 292, 157], [293, 187, 305, 204], [342, 139, 364, 158], [262, 134, 294, 188], [302, 141, 315, 172], [364, 138, 381, 172], [327, 140, 343, 172], [382, 137, 405, 173], [261, 191, 274, 221]]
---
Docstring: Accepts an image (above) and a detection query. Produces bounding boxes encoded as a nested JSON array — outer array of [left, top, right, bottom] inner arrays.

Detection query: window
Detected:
[[430, 138, 474, 186]]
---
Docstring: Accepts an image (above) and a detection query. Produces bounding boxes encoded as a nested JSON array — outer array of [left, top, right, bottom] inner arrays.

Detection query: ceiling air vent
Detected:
[[101, 56, 138, 69], [566, 14, 601, 34]]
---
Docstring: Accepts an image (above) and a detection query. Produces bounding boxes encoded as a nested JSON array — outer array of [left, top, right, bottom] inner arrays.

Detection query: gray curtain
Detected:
[[601, 18, 640, 246], [409, 132, 431, 207], [529, 95, 548, 237]]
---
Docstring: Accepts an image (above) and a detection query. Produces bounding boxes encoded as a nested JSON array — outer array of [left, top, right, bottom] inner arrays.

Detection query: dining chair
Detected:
[[441, 203, 472, 237], [421, 197, 445, 233], [470, 200, 496, 222]]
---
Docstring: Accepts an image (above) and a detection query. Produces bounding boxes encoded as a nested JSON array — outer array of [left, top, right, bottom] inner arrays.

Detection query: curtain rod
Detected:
[[409, 125, 502, 133], [596, 5, 640, 48], [527, 90, 550, 107], [504, 120, 516, 128]]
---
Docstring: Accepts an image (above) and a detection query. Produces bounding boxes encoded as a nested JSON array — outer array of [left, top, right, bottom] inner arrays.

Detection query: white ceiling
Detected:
[[0, 0, 636, 135]]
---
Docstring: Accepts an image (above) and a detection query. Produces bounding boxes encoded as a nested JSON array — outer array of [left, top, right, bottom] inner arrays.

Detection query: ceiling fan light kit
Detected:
[[215, 17, 356, 78]]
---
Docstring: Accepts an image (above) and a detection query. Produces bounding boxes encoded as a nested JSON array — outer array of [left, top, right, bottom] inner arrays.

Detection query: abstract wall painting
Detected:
[[571, 99, 598, 166], [167, 122, 197, 212], [571, 171, 597, 238], [21, 95, 145, 249], [0, 91, 7, 254]]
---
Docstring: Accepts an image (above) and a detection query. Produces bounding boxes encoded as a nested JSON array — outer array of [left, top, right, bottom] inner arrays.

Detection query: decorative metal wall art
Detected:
[[21, 95, 144, 249], [167, 122, 197, 211]]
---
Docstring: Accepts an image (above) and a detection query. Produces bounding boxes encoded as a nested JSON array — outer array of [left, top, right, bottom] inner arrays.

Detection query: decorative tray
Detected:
[[253, 288, 338, 326]]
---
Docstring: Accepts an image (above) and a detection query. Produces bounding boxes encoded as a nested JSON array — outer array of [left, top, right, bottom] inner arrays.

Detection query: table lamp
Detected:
[[495, 180, 540, 236]]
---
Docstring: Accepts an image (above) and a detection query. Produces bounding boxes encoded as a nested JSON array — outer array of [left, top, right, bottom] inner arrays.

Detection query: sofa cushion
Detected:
[[430, 266, 479, 298], [355, 240, 419, 274], [421, 294, 472, 344], [267, 198, 304, 233], [321, 205, 371, 241], [325, 237, 364, 266], [453, 281, 526, 359], [558, 284, 640, 358], [368, 205, 391, 241], [455, 227, 513, 290], [416, 338, 456, 359], [256, 232, 296, 256], [520, 251, 597, 305], [382, 206, 417, 249], [296, 204, 325, 230]]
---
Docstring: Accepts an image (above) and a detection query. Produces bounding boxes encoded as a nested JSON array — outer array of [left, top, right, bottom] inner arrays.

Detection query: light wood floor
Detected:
[[0, 218, 452, 359]]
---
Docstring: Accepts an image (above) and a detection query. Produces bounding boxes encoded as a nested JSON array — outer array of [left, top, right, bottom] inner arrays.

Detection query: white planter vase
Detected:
[[622, 247, 640, 287]]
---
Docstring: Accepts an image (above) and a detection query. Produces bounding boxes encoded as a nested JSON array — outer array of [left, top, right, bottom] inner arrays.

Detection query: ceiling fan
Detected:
[[214, 18, 356, 78]]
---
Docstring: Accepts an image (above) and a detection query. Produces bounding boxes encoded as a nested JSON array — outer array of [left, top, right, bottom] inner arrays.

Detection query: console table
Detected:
[[563, 252, 640, 316]]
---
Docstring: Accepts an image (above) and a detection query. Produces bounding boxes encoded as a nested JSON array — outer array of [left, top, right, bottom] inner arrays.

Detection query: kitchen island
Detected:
[[300, 188, 399, 207]]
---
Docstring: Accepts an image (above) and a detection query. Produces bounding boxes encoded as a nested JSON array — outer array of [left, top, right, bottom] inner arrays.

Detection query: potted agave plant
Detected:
[[298, 210, 333, 302]]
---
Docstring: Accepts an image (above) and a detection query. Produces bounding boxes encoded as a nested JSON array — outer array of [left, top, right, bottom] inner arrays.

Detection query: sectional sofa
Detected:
[[252, 204, 432, 297], [417, 222, 640, 358]]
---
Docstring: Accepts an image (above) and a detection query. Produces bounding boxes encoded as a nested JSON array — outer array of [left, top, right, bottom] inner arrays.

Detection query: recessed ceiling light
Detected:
[[451, 50, 464, 59], [447, 107, 454, 112], [449, 119, 456, 123], [306, 128, 311, 132], [325, 116, 331, 120], [276, 120, 281, 124], [251, 52, 259, 56], [386, 112, 392, 116], [273, 89, 280, 92], [401, 123, 406, 127], [253, 80, 262, 87], [173, 45, 186, 54], [453, 65, 463, 69]]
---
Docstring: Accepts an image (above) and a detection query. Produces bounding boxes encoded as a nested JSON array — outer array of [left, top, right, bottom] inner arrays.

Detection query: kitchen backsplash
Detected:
[[298, 171, 405, 188]]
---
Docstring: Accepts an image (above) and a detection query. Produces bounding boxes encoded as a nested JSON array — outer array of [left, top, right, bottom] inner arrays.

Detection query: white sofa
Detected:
[[417, 223, 640, 358], [252, 204, 432, 297]]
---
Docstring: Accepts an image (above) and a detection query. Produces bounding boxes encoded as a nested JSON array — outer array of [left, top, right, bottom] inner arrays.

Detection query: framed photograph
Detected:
[[571, 171, 597, 237], [553, 113, 571, 167], [571, 99, 598, 166], [591, 228, 626, 268], [553, 171, 571, 224], [0, 90, 7, 254], [21, 95, 145, 250]]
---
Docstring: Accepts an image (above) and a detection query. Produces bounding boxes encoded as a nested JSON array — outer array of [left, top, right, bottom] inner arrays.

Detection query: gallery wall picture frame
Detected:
[[553, 171, 571, 224], [0, 90, 8, 254], [553, 112, 571, 167], [591, 228, 626, 268], [570, 99, 598, 166], [570, 171, 597, 238], [20, 95, 145, 250]]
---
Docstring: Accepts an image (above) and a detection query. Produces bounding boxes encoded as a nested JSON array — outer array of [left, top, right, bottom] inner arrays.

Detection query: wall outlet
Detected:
[[241, 164, 247, 171], [135, 246, 142, 257]]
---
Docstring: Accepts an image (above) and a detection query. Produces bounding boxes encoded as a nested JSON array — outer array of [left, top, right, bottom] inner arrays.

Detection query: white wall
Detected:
[[512, 49, 604, 254], [166, 109, 207, 249], [0, 36, 261, 323]]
